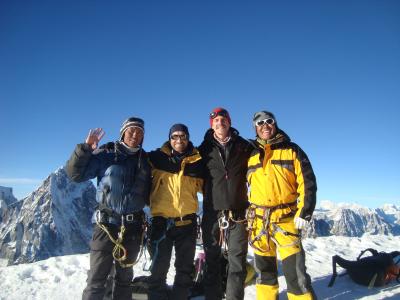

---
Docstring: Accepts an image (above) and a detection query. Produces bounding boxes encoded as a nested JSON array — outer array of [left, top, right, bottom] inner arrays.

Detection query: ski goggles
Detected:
[[170, 134, 188, 141], [209, 109, 229, 119], [255, 118, 275, 127]]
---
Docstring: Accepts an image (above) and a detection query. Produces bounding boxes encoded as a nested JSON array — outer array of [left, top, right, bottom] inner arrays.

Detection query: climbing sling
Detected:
[[246, 201, 299, 253], [143, 214, 197, 271], [217, 210, 247, 253], [95, 209, 147, 268]]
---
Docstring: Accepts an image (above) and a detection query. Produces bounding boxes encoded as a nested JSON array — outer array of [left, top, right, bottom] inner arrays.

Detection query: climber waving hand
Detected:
[[66, 117, 151, 300]]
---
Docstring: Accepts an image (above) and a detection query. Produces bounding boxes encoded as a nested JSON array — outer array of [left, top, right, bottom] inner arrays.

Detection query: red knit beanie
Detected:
[[209, 107, 231, 127]]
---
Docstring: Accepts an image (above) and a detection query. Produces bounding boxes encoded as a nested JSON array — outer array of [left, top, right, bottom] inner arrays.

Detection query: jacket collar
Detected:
[[250, 129, 291, 149], [160, 141, 197, 157], [204, 127, 240, 144], [112, 141, 141, 155]]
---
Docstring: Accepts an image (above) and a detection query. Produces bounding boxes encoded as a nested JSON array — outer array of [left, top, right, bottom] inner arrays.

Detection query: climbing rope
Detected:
[[95, 210, 147, 268]]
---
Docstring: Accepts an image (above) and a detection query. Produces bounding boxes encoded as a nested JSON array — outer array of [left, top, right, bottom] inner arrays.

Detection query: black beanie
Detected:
[[169, 123, 189, 139]]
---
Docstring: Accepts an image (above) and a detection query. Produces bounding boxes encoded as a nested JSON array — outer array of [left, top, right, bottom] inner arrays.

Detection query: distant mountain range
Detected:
[[303, 201, 400, 237], [0, 169, 399, 265]]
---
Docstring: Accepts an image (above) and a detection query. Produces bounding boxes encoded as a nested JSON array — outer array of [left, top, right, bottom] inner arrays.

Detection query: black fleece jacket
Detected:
[[199, 128, 251, 211]]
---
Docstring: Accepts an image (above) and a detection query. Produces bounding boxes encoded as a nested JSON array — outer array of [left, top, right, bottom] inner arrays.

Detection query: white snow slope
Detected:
[[0, 234, 399, 300]]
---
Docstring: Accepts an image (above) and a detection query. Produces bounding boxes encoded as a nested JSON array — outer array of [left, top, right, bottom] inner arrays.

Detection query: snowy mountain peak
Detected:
[[0, 167, 97, 265], [0, 186, 17, 206], [380, 203, 400, 214], [305, 200, 400, 238], [319, 200, 370, 212]]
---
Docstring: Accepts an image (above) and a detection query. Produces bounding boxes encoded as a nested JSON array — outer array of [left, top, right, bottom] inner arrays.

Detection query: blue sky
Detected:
[[1, 1, 399, 208]]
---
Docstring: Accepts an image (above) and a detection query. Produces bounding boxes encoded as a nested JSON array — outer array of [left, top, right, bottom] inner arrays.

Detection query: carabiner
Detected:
[[219, 216, 229, 229]]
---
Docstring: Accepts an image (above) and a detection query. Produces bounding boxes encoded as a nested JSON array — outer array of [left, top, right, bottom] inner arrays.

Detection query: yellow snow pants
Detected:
[[249, 215, 315, 300]]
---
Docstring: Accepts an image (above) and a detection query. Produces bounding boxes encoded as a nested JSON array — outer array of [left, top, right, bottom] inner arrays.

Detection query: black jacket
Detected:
[[199, 128, 251, 211]]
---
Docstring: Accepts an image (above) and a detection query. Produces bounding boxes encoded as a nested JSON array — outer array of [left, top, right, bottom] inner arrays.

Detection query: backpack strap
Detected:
[[391, 251, 400, 261], [357, 248, 378, 260], [328, 255, 339, 287], [391, 253, 400, 283]]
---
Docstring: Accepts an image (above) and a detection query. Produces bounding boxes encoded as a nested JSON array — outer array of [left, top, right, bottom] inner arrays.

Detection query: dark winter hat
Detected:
[[120, 117, 145, 140], [209, 107, 231, 127], [169, 123, 190, 139], [252, 110, 277, 128]]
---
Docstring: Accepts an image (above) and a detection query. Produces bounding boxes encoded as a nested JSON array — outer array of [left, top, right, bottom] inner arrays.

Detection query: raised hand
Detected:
[[85, 128, 105, 150]]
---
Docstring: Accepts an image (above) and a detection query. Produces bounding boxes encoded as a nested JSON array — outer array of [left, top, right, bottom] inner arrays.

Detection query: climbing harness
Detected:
[[270, 223, 300, 248], [246, 201, 299, 253], [246, 204, 271, 253], [143, 218, 175, 271], [143, 214, 197, 271], [218, 211, 229, 253], [95, 210, 147, 268], [218, 210, 247, 253]]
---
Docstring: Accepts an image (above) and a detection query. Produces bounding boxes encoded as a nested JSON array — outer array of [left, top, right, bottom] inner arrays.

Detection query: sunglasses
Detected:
[[255, 118, 275, 127], [170, 134, 188, 141], [209, 109, 229, 119]]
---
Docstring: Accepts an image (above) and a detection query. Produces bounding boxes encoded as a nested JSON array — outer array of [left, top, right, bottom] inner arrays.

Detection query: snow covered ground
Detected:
[[0, 234, 399, 300]]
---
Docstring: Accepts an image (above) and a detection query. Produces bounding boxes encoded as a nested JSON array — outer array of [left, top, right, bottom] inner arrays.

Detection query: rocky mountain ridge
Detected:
[[0, 168, 96, 266], [1, 172, 399, 265], [304, 200, 400, 238]]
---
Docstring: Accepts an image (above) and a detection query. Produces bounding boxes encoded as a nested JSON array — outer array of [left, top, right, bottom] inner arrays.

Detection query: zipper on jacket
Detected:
[[218, 149, 229, 180]]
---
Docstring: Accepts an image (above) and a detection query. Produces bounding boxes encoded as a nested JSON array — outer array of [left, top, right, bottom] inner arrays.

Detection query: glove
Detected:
[[294, 217, 309, 230]]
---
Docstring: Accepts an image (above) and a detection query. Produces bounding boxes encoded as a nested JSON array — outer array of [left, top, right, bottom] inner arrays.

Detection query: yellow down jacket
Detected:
[[247, 130, 317, 222], [149, 142, 204, 218]]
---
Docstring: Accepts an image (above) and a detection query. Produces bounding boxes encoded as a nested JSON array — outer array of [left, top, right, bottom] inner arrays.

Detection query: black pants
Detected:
[[82, 223, 143, 300], [201, 209, 248, 300], [147, 216, 197, 300], [255, 250, 315, 298]]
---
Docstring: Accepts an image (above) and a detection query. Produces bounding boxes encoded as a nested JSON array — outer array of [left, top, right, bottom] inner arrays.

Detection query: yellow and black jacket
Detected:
[[149, 142, 203, 218], [247, 130, 317, 222]]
